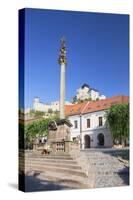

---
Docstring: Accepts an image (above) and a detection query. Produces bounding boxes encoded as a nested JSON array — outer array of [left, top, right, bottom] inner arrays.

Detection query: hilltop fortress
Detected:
[[33, 83, 106, 112]]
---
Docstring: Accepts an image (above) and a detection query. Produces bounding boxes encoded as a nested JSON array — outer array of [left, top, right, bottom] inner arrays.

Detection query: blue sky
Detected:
[[23, 8, 129, 109]]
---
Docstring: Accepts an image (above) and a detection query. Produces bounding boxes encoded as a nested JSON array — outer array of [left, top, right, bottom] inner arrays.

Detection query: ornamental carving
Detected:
[[58, 37, 67, 65]]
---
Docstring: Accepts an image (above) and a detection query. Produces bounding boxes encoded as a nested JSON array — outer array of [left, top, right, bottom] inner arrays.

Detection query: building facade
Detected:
[[33, 97, 72, 112], [76, 84, 106, 101], [66, 95, 129, 149]]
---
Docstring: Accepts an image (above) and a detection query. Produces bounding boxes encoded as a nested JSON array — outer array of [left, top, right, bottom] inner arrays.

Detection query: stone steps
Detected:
[[19, 151, 92, 190], [24, 151, 70, 156], [25, 155, 74, 160], [19, 149, 129, 190], [25, 170, 93, 190], [24, 164, 87, 177], [33, 171, 93, 188], [20, 160, 82, 170], [25, 156, 73, 160], [19, 158, 77, 165]]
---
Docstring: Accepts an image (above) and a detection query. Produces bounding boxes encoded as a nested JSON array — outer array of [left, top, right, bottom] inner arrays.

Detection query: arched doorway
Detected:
[[97, 133, 104, 146], [84, 135, 91, 148]]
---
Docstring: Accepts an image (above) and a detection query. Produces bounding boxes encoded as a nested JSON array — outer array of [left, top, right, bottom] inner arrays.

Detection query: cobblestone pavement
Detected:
[[81, 148, 129, 188]]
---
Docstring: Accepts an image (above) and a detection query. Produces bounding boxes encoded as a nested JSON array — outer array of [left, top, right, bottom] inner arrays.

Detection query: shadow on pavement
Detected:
[[20, 173, 74, 192]]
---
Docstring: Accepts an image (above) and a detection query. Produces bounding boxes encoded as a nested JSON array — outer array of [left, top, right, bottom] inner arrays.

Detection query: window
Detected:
[[99, 117, 103, 126], [74, 120, 78, 129], [87, 119, 90, 128]]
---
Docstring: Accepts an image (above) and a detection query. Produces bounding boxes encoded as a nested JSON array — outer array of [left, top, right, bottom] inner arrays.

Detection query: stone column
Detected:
[[60, 63, 65, 119], [58, 38, 67, 119]]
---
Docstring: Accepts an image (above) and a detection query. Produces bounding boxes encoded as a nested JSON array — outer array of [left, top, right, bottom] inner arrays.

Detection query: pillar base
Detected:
[[48, 119, 72, 154]]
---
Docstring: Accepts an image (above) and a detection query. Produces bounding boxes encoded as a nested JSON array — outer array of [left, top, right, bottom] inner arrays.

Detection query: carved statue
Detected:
[[48, 121, 57, 131], [58, 37, 67, 65]]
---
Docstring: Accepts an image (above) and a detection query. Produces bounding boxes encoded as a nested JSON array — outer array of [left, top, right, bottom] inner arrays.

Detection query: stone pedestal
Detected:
[[64, 140, 71, 153], [48, 119, 72, 154]]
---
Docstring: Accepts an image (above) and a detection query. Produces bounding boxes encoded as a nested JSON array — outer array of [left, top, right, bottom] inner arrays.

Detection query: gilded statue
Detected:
[[58, 37, 67, 65]]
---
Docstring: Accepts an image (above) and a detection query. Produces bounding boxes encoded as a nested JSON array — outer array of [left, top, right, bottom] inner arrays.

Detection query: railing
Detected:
[[56, 142, 65, 152]]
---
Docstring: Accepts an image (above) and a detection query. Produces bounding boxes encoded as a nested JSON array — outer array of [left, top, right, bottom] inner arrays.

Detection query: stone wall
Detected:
[[69, 142, 95, 183], [48, 123, 71, 143]]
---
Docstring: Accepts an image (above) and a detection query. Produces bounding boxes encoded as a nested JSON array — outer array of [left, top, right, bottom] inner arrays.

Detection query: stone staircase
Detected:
[[81, 148, 129, 188], [19, 150, 94, 191], [19, 148, 129, 191]]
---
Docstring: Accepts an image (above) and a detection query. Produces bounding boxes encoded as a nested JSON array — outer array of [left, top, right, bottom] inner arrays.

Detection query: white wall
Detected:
[[89, 90, 100, 100], [33, 99, 72, 112], [68, 110, 113, 148], [81, 128, 113, 149], [82, 110, 107, 131], [68, 115, 81, 139]]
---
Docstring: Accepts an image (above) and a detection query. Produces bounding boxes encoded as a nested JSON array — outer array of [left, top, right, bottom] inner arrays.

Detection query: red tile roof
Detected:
[[65, 102, 87, 116], [65, 95, 129, 116]]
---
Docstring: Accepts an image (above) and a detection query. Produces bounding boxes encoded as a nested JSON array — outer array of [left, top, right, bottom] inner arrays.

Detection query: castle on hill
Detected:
[[33, 83, 106, 112], [73, 83, 106, 102]]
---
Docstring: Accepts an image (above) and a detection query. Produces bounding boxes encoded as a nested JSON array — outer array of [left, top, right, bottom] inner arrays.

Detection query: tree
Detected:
[[77, 99, 84, 103], [72, 96, 77, 104], [48, 108, 53, 114], [29, 109, 35, 117], [96, 97, 99, 101], [25, 119, 50, 143], [54, 110, 60, 119], [32, 110, 45, 117], [86, 97, 92, 101], [24, 115, 60, 149], [106, 103, 129, 146]]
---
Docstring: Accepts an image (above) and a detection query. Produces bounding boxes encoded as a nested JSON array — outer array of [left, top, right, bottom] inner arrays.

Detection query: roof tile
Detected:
[[65, 95, 129, 116]]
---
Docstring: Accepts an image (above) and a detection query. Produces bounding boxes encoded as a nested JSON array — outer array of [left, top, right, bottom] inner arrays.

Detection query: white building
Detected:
[[76, 84, 106, 101], [33, 97, 72, 112], [66, 95, 129, 149]]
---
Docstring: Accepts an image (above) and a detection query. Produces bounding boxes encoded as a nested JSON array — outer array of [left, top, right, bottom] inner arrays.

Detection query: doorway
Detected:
[[97, 133, 104, 146], [84, 135, 91, 148]]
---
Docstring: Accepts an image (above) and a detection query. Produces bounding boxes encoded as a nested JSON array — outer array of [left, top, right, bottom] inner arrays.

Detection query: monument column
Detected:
[[58, 38, 67, 119], [48, 38, 72, 153]]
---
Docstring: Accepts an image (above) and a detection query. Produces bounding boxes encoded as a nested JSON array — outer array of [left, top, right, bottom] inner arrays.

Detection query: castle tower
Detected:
[[58, 38, 67, 119]]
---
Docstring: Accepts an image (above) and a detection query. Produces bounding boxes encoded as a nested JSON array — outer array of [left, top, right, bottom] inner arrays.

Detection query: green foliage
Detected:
[[54, 110, 59, 115], [24, 115, 60, 148], [25, 119, 50, 140], [77, 97, 93, 104], [78, 99, 84, 103], [29, 109, 35, 115], [118, 149, 129, 161], [106, 103, 129, 145], [96, 97, 99, 101], [72, 96, 77, 103], [72, 96, 93, 104], [29, 110, 45, 117], [87, 97, 92, 101], [48, 108, 53, 114]]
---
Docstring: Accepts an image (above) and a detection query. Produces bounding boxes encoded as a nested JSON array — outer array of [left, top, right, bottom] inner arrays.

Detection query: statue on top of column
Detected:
[[58, 37, 67, 65]]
